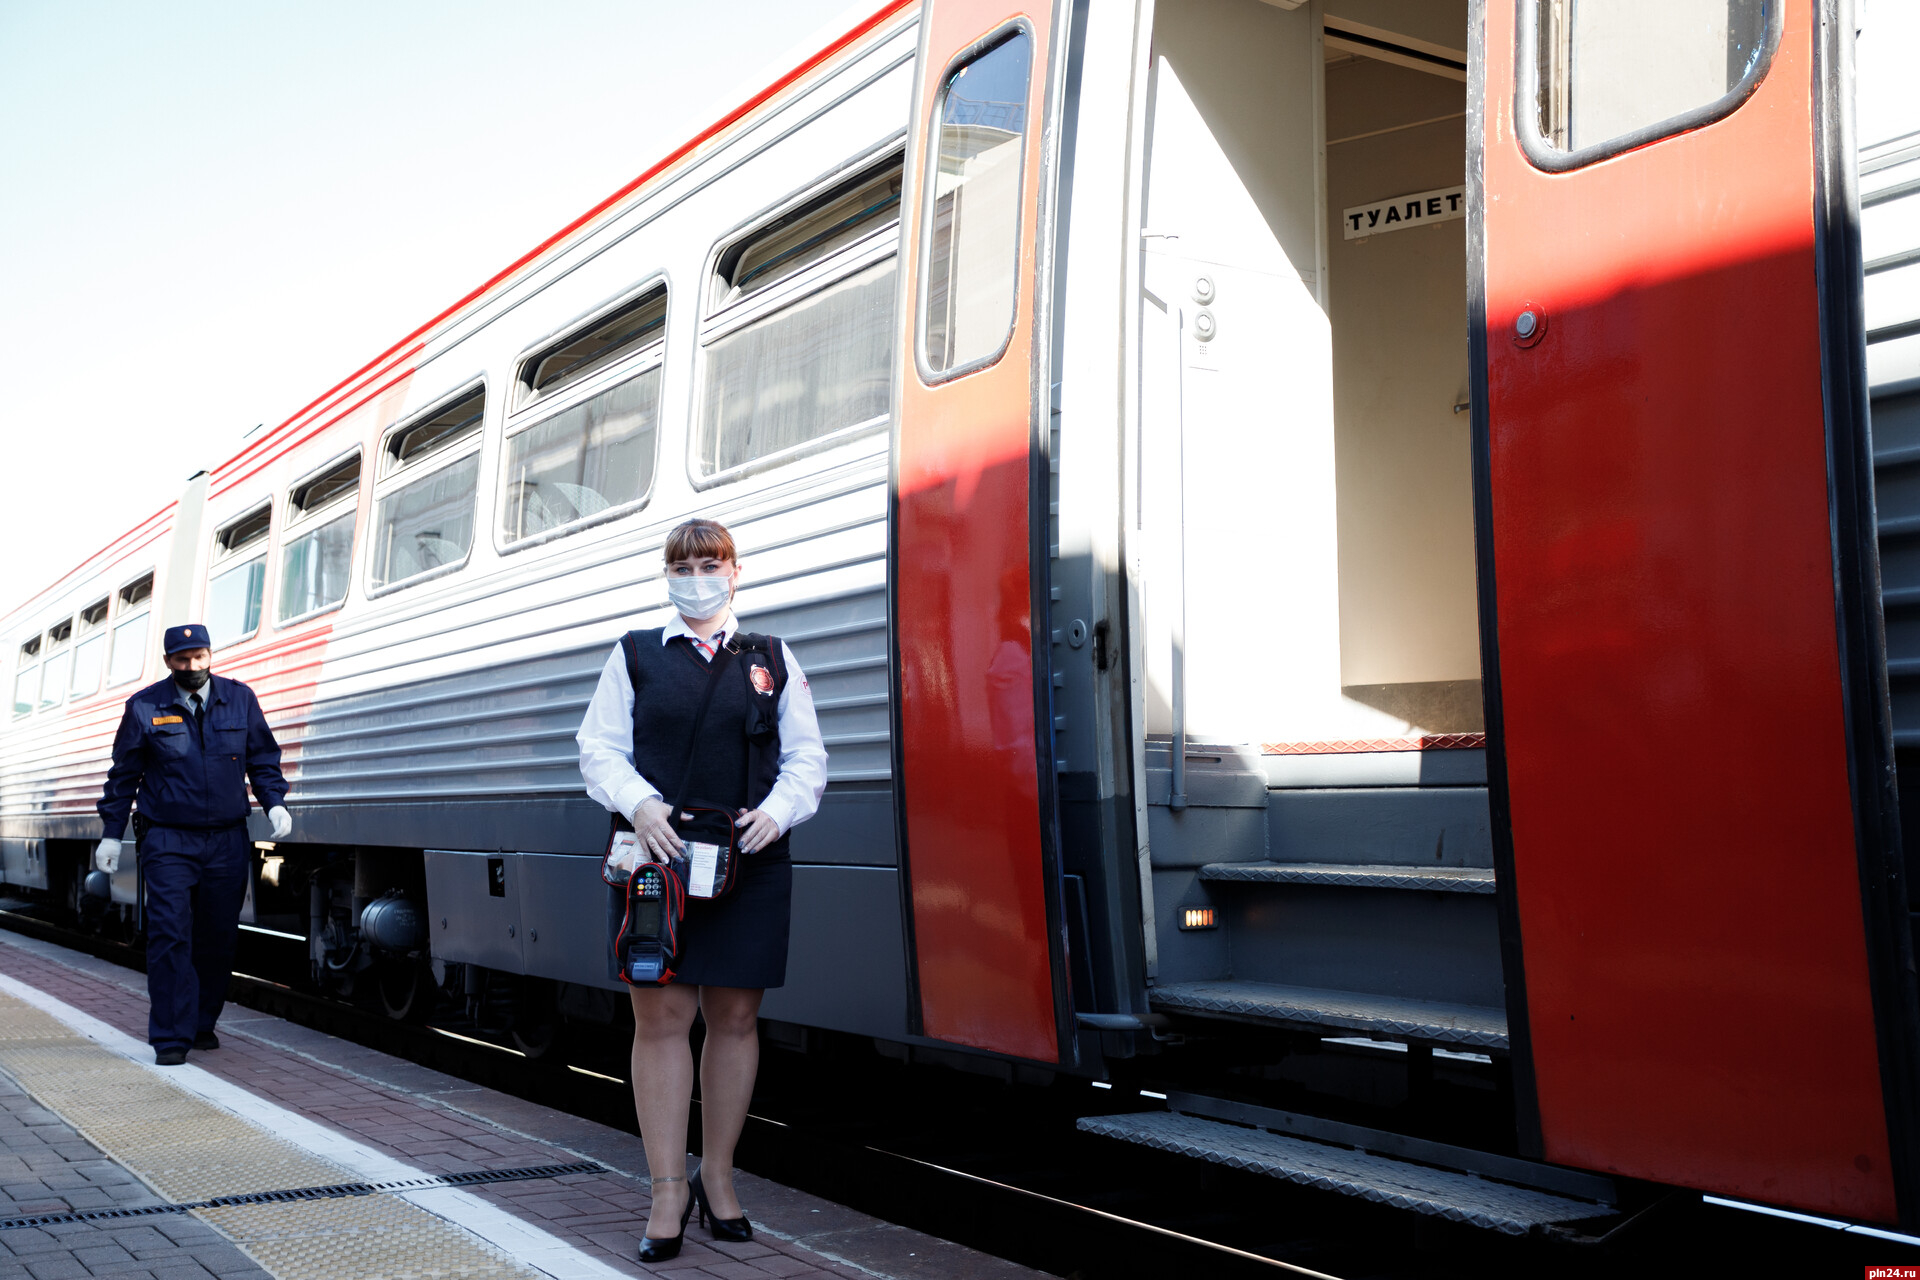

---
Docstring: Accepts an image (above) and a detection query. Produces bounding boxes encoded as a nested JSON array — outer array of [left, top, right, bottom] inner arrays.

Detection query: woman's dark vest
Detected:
[[621, 629, 790, 859]]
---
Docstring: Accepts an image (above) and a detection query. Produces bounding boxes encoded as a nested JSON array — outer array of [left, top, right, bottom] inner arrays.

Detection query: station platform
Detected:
[[0, 931, 1043, 1280]]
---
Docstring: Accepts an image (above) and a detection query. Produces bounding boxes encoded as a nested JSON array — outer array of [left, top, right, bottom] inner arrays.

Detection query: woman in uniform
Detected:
[[576, 518, 828, 1263]]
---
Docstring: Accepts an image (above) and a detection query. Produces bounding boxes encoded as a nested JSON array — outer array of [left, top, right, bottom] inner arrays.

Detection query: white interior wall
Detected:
[[1324, 56, 1481, 710], [1142, 0, 1408, 744]]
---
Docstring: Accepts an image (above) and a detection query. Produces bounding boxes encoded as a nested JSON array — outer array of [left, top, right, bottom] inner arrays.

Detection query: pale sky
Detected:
[[2, 3, 1918, 620], [0, 0, 859, 616]]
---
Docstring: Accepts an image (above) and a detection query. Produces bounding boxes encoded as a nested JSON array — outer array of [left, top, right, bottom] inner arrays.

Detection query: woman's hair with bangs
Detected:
[[664, 518, 737, 565]]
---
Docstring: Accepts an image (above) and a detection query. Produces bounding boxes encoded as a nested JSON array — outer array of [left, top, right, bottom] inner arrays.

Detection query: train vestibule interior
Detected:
[[1138, 0, 1477, 751], [1131, 0, 1502, 1111]]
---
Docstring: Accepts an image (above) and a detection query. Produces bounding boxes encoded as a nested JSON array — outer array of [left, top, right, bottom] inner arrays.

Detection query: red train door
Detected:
[[1475, 0, 1918, 1222], [890, 0, 1072, 1063]]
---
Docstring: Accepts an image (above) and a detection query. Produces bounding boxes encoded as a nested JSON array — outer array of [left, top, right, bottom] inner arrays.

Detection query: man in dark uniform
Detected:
[[95, 623, 291, 1065]]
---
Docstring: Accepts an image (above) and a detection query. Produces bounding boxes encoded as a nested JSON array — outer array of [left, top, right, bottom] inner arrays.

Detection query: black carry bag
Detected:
[[601, 849, 686, 986]]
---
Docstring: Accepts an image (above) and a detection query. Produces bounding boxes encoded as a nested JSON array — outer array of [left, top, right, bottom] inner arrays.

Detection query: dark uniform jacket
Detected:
[[98, 674, 287, 840]]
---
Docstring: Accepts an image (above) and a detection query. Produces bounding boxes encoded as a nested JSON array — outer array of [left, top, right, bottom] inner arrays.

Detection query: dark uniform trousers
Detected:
[[98, 674, 286, 1053], [139, 824, 252, 1049]]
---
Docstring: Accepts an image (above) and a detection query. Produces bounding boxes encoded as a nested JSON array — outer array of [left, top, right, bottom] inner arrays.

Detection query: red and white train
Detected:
[[4, 0, 1919, 1238]]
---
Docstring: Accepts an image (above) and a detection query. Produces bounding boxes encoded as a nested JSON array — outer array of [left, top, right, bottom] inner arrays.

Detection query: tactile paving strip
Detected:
[[201, 1196, 535, 1278], [0, 990, 547, 1279]]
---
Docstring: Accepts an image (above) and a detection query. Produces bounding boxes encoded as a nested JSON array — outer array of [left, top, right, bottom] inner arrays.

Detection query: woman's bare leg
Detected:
[[695, 985, 764, 1220], [630, 984, 701, 1238]]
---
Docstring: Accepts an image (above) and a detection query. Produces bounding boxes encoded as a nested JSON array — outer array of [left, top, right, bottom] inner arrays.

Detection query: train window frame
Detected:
[[68, 598, 109, 701], [207, 502, 272, 650], [106, 571, 154, 690], [914, 22, 1034, 386], [497, 278, 668, 554], [1514, 0, 1782, 174], [688, 143, 906, 491], [38, 618, 72, 713], [275, 448, 363, 628], [11, 634, 40, 719], [379, 384, 487, 479], [366, 379, 488, 599], [514, 277, 671, 412]]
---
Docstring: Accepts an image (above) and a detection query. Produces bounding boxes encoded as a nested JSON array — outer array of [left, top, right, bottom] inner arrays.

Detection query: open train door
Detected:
[[1474, 0, 1920, 1223], [889, 0, 1073, 1062]]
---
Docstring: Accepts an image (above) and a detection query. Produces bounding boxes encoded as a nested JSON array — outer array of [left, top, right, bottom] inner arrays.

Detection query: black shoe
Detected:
[[154, 1048, 188, 1067], [692, 1167, 752, 1242], [193, 1031, 219, 1051], [637, 1176, 695, 1263]]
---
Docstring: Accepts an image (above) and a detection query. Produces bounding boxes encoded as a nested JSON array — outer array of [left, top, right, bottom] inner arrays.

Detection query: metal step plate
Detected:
[[1078, 1111, 1614, 1235], [1199, 862, 1496, 893], [1150, 980, 1508, 1049]]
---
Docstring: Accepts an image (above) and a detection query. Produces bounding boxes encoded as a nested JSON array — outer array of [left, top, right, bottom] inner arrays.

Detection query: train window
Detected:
[[69, 600, 109, 699], [519, 286, 668, 407], [383, 387, 486, 476], [289, 454, 361, 516], [370, 456, 480, 590], [278, 452, 359, 623], [1527, 0, 1775, 165], [12, 636, 39, 718], [38, 620, 71, 711], [209, 505, 270, 648], [501, 367, 660, 546], [107, 574, 153, 688], [920, 30, 1031, 379], [371, 385, 485, 592], [217, 507, 271, 556], [696, 158, 901, 478], [714, 167, 902, 308]]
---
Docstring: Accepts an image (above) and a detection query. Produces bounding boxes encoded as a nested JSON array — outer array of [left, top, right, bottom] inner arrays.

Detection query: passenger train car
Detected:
[[5, 0, 1920, 1237]]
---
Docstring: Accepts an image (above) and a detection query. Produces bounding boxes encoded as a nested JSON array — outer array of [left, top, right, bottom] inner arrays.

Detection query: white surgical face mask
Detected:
[[666, 572, 733, 621]]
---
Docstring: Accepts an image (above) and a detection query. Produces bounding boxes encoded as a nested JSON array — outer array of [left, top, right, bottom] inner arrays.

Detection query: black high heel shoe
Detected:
[[637, 1175, 696, 1263], [691, 1167, 753, 1242]]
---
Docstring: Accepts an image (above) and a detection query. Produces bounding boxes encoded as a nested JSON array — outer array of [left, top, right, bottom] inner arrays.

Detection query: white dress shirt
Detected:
[[575, 611, 829, 836]]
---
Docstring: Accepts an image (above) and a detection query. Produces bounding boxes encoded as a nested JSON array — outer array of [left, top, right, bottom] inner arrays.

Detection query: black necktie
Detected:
[[191, 695, 204, 729]]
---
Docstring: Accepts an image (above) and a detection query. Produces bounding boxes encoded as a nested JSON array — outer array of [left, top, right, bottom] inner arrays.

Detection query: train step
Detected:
[[1149, 979, 1508, 1050], [1076, 1109, 1616, 1236], [1198, 862, 1496, 893]]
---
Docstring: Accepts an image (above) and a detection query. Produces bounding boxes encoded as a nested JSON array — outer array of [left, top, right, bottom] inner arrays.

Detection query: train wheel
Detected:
[[375, 955, 431, 1022], [509, 978, 560, 1059]]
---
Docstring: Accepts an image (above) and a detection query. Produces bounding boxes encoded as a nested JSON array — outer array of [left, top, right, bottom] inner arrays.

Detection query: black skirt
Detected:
[[606, 851, 792, 989]]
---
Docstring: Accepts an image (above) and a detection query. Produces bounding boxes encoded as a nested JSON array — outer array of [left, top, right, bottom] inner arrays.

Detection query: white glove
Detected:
[[606, 833, 643, 876], [268, 806, 293, 840], [95, 839, 121, 874]]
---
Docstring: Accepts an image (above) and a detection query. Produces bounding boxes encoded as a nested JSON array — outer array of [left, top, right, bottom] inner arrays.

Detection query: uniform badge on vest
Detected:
[[749, 664, 775, 695]]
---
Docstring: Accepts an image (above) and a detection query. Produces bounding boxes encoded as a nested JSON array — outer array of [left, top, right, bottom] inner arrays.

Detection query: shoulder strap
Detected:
[[667, 640, 736, 814]]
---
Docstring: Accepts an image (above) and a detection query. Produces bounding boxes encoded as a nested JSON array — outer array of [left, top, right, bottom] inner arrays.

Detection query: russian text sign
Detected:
[[1342, 185, 1466, 239]]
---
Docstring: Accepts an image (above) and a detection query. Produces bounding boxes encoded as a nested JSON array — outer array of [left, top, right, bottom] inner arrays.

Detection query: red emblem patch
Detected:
[[749, 665, 775, 695]]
